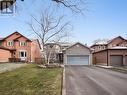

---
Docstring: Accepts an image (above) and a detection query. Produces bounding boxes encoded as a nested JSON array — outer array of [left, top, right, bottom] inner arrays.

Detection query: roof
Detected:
[[108, 36, 126, 45], [91, 36, 127, 47], [0, 46, 16, 51], [93, 47, 127, 54], [0, 38, 3, 41], [1, 31, 31, 42], [65, 42, 90, 51], [109, 46, 127, 49], [91, 44, 107, 48], [45, 43, 61, 46]]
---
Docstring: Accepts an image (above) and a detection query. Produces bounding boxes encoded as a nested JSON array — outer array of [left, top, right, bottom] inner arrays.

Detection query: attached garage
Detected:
[[110, 55, 123, 66], [64, 42, 91, 65], [125, 56, 127, 66], [0, 47, 12, 62]]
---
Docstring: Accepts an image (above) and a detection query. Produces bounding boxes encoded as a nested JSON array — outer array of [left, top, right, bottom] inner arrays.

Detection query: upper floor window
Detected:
[[121, 44, 125, 47], [7, 41, 14, 46], [0, 41, 2, 46], [20, 41, 27, 46], [102, 46, 105, 49], [113, 44, 116, 47]]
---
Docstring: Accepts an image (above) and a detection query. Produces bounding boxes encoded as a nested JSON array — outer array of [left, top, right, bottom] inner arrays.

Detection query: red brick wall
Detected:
[[31, 40, 42, 62], [93, 50, 107, 65]]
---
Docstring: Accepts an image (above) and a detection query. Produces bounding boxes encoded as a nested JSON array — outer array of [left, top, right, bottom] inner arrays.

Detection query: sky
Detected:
[[0, 0, 127, 46]]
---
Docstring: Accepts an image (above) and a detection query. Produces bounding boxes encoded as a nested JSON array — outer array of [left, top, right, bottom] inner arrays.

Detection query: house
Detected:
[[64, 42, 92, 65], [0, 31, 41, 62], [91, 36, 127, 66], [44, 42, 72, 63], [44, 43, 61, 63], [31, 39, 42, 62]]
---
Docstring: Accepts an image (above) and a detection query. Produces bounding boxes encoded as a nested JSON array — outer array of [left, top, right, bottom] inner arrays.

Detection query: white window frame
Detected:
[[7, 41, 14, 46], [20, 41, 27, 46], [19, 50, 27, 60]]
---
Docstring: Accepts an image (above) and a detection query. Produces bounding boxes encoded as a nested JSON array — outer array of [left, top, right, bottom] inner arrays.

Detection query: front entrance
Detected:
[[19, 51, 27, 61]]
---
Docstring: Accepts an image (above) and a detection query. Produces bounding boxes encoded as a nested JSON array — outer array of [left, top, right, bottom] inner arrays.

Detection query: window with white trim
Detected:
[[19, 51, 27, 58], [20, 41, 27, 46], [7, 41, 14, 46]]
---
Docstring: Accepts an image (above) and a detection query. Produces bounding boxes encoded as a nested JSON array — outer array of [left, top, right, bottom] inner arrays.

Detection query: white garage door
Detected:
[[67, 55, 89, 65]]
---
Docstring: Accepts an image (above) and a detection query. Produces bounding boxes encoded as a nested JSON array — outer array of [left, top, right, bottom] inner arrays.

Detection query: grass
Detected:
[[0, 64, 63, 95]]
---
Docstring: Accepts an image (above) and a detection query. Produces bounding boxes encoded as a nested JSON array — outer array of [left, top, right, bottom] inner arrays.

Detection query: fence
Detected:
[[9, 58, 21, 62], [35, 58, 45, 64]]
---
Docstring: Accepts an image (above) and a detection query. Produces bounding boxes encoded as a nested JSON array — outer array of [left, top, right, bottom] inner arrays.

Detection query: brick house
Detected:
[[91, 36, 127, 66], [0, 31, 41, 62]]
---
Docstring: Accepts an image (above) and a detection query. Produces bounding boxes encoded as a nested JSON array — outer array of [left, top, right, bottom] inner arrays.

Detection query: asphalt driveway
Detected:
[[65, 66, 127, 95]]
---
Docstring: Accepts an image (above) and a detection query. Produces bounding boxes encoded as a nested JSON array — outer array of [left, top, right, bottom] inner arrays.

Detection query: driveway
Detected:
[[65, 66, 127, 95]]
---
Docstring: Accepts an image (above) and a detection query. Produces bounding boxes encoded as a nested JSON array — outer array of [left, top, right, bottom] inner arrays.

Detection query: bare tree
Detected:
[[52, 0, 87, 14], [93, 39, 109, 44], [28, 9, 71, 64], [4, 0, 87, 15]]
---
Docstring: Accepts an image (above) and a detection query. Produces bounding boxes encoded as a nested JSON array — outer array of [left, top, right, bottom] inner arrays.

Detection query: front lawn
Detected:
[[0, 64, 63, 95]]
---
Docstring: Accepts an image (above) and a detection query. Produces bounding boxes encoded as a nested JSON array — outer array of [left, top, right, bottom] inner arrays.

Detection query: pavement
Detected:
[[65, 65, 127, 95]]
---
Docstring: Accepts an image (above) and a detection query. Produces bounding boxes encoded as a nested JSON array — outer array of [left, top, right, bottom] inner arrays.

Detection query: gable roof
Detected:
[[107, 36, 126, 45], [66, 42, 90, 51], [14, 35, 32, 42], [1, 31, 31, 42]]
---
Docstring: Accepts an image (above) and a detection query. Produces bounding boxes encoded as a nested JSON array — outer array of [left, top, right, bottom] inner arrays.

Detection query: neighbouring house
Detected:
[[91, 36, 127, 66], [44, 42, 71, 63], [44, 43, 61, 63], [64, 42, 92, 65], [0, 31, 42, 62], [31, 39, 42, 62]]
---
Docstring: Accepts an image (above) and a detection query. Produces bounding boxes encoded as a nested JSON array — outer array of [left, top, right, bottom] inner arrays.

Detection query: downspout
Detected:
[[107, 49, 108, 66]]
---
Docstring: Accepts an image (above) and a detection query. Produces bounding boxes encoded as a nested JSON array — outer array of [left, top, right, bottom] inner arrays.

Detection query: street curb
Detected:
[[62, 66, 66, 95], [95, 65, 113, 69]]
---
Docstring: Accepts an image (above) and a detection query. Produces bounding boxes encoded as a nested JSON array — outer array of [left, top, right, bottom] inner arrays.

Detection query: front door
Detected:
[[19, 51, 27, 61]]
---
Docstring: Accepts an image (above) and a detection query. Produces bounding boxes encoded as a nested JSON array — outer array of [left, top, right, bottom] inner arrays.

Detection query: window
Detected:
[[0, 41, 2, 46], [19, 51, 27, 58], [20, 41, 27, 46], [7, 41, 14, 46], [109, 44, 112, 47], [113, 44, 116, 47], [121, 44, 125, 47]]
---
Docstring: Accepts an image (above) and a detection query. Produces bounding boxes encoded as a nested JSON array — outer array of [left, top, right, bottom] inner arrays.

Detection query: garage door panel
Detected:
[[110, 55, 123, 66], [125, 56, 127, 66], [67, 55, 89, 65]]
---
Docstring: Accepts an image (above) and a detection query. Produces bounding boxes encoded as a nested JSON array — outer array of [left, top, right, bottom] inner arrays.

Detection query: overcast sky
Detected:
[[0, 0, 127, 46]]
